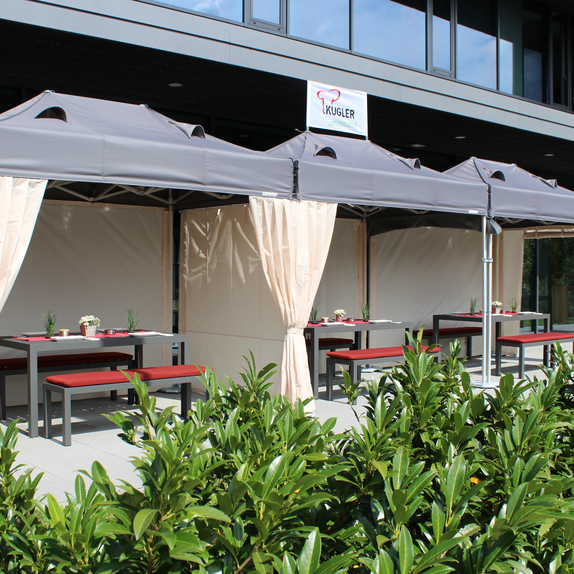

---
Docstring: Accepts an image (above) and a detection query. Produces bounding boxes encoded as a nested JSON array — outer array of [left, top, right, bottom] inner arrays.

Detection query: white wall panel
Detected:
[[0, 201, 167, 405]]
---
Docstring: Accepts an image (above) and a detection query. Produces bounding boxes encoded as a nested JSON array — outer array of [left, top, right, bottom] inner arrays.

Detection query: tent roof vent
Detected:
[[488, 169, 506, 181], [313, 145, 337, 159], [35, 107, 67, 122], [531, 174, 558, 188], [168, 120, 205, 139], [400, 157, 421, 169]]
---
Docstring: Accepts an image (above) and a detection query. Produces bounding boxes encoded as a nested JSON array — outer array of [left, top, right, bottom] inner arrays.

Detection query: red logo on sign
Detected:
[[316, 89, 341, 114]]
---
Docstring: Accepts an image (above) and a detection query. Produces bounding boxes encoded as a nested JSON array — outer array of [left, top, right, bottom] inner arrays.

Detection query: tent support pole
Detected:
[[481, 215, 494, 386]]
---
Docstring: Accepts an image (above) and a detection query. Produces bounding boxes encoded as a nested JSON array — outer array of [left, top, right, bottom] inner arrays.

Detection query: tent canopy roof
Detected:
[[446, 157, 574, 225], [267, 131, 487, 216], [0, 91, 293, 205]]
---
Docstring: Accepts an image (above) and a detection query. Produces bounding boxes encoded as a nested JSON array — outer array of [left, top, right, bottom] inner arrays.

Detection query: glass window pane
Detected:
[[290, 0, 349, 49], [354, 0, 426, 70], [160, 0, 242, 22], [552, 13, 567, 106], [456, 0, 497, 89], [433, 0, 451, 70], [499, 0, 522, 95], [522, 2, 549, 103], [253, 0, 280, 24]]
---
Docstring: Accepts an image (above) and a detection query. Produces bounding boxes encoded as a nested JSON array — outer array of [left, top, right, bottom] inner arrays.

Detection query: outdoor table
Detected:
[[305, 320, 413, 397], [0, 331, 191, 438], [431, 312, 550, 365]]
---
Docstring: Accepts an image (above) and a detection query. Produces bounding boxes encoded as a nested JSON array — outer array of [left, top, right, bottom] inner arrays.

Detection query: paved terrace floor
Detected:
[[1, 347, 564, 503]]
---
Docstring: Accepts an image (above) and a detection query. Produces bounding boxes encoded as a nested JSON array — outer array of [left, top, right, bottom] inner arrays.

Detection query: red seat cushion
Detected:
[[305, 338, 354, 348], [421, 327, 482, 337], [497, 333, 574, 344], [327, 345, 438, 361], [0, 352, 133, 371], [46, 365, 205, 388]]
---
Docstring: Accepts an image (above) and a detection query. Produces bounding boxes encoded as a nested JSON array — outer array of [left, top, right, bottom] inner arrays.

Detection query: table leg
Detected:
[[135, 344, 144, 368], [27, 348, 38, 438], [179, 338, 192, 410], [432, 316, 440, 346], [309, 333, 319, 398]]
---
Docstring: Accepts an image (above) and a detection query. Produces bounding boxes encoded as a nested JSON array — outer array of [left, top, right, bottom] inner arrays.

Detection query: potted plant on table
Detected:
[[492, 301, 503, 314], [334, 309, 346, 322], [126, 308, 139, 333], [509, 298, 519, 313], [42, 310, 57, 337], [79, 315, 100, 336], [361, 303, 370, 321], [309, 306, 319, 324], [469, 298, 477, 315]]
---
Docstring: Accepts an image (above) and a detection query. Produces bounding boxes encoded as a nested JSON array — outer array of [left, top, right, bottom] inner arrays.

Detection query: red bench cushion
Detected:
[[327, 345, 439, 361], [306, 338, 354, 348], [46, 365, 205, 388], [497, 333, 574, 344], [0, 352, 134, 371], [421, 327, 482, 337]]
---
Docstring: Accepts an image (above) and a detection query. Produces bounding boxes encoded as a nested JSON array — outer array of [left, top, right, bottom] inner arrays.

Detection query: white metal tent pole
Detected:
[[482, 216, 488, 383], [480, 215, 494, 386]]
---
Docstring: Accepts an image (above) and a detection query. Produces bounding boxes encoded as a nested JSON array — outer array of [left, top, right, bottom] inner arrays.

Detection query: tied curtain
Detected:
[[0, 177, 47, 314], [249, 197, 337, 409]]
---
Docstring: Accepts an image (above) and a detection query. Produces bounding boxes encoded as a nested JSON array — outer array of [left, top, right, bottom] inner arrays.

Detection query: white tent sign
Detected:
[[306, 81, 367, 137]]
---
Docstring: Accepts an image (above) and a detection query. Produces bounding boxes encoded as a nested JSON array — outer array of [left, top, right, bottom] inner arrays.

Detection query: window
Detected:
[[248, 0, 285, 31], [289, 0, 349, 48], [353, 0, 426, 70], [431, 0, 452, 73], [456, 0, 497, 90], [522, 2, 549, 103], [159, 0, 243, 21], [499, 0, 521, 95]]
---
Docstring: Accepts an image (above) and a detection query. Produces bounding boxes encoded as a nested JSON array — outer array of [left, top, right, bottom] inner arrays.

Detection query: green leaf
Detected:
[[399, 526, 414, 574], [298, 528, 321, 574], [133, 508, 158, 539], [188, 505, 231, 523]]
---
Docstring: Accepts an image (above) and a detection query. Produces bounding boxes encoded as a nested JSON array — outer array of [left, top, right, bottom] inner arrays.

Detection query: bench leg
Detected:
[[519, 346, 525, 379], [44, 386, 53, 439], [467, 337, 473, 359], [62, 390, 72, 447], [545, 345, 551, 369], [0, 374, 5, 420], [326, 359, 335, 401]]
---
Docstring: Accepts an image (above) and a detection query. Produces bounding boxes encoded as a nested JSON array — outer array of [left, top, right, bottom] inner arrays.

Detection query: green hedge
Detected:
[[2, 338, 574, 573]]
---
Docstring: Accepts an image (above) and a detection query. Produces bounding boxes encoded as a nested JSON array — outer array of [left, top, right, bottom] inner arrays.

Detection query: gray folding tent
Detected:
[[267, 131, 488, 214], [0, 91, 293, 204], [446, 157, 574, 384]]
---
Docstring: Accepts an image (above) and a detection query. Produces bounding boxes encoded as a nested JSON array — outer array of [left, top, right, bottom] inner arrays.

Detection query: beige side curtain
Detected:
[[0, 177, 47, 314], [249, 197, 337, 409]]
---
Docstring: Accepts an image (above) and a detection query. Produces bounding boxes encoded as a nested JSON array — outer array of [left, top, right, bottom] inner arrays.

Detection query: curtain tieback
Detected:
[[287, 327, 303, 336]]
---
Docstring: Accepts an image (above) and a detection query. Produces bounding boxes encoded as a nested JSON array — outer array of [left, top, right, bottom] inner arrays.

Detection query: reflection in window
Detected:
[[253, 0, 280, 24], [522, 3, 549, 103], [354, 0, 426, 70], [161, 0, 242, 21], [456, 0, 497, 90], [290, 0, 349, 49], [499, 0, 521, 95], [432, 0, 451, 71]]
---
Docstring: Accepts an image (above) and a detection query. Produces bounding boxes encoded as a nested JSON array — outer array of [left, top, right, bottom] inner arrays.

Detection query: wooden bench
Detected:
[[326, 345, 440, 400], [495, 332, 574, 378], [421, 327, 483, 358], [43, 364, 205, 446], [0, 352, 135, 420]]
